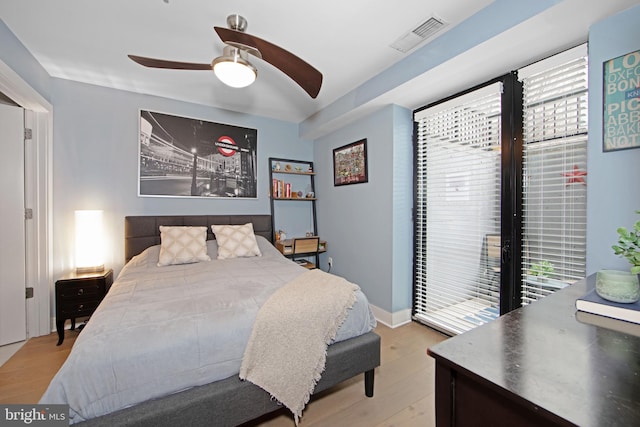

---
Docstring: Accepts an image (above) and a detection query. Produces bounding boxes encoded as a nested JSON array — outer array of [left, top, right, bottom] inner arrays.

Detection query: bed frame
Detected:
[[77, 215, 380, 427]]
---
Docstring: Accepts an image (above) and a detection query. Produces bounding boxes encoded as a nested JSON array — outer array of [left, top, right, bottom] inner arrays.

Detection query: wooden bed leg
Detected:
[[364, 369, 375, 397]]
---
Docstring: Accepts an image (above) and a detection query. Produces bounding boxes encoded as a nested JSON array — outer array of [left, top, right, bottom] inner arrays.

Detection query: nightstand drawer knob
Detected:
[[77, 289, 84, 295], [78, 304, 84, 310]]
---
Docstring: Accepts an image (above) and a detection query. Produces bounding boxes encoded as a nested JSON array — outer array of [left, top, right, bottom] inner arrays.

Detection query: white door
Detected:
[[0, 102, 27, 345]]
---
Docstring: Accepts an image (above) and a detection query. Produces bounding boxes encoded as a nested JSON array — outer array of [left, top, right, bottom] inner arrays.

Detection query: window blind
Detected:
[[520, 48, 588, 304], [414, 82, 502, 336]]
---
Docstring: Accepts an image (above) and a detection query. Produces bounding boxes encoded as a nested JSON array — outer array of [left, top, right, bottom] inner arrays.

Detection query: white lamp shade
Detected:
[[75, 210, 104, 273]]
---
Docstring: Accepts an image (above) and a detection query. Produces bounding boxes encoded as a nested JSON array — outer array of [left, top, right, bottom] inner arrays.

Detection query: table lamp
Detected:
[[75, 210, 105, 273]]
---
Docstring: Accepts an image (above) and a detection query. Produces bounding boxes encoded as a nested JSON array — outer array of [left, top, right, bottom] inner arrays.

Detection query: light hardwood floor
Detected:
[[0, 322, 447, 426], [0, 331, 77, 404]]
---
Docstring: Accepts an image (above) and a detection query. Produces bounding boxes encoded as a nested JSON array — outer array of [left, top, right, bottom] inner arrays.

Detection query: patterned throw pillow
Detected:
[[157, 226, 211, 266], [211, 223, 262, 259]]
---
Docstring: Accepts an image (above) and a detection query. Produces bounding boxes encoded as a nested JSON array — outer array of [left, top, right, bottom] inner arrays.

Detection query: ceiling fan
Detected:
[[128, 14, 323, 98]]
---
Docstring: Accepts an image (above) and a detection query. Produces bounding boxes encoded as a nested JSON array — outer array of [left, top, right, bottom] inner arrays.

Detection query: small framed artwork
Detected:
[[603, 49, 640, 152], [333, 139, 368, 186]]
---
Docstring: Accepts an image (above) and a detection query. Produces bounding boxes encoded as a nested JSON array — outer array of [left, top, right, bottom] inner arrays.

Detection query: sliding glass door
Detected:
[[413, 83, 504, 335], [413, 46, 588, 335]]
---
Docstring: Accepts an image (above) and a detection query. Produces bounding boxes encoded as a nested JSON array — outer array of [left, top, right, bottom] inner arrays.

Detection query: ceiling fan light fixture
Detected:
[[212, 46, 257, 88]]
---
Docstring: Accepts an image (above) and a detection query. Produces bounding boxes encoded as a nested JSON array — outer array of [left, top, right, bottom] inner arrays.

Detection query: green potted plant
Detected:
[[612, 210, 640, 275], [529, 260, 555, 281]]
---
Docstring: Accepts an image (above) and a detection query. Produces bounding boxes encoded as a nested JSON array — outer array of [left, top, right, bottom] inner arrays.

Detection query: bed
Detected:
[[41, 214, 381, 426]]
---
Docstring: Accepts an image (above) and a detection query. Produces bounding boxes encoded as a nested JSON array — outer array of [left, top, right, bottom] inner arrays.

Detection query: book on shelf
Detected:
[[271, 179, 292, 198], [575, 289, 640, 325]]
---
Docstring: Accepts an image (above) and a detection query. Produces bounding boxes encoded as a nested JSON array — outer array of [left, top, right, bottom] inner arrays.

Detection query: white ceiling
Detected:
[[1, 0, 638, 138]]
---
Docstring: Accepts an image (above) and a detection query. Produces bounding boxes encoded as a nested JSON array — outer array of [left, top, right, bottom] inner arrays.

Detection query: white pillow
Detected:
[[157, 226, 211, 266], [211, 223, 262, 259]]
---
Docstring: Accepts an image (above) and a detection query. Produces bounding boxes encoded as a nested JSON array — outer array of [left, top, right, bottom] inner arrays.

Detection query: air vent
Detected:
[[390, 16, 447, 53]]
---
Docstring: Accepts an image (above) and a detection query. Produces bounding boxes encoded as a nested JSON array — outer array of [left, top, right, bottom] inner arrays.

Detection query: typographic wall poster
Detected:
[[333, 139, 368, 186], [138, 110, 258, 198], [603, 49, 640, 152]]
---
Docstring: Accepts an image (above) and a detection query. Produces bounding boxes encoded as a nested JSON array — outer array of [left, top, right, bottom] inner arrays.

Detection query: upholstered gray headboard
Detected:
[[124, 215, 273, 262]]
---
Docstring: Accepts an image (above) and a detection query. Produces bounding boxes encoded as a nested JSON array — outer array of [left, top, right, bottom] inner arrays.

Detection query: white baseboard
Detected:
[[370, 305, 412, 329]]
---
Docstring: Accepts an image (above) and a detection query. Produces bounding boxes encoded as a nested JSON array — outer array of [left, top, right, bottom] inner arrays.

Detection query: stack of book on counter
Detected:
[[575, 289, 640, 336]]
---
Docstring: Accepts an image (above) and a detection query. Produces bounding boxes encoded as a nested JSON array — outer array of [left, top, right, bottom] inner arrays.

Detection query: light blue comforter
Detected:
[[40, 237, 376, 423]]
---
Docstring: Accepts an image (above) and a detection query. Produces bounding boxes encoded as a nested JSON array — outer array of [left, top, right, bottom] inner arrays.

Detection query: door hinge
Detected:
[[26, 287, 34, 299], [24, 128, 33, 140], [25, 208, 33, 220]]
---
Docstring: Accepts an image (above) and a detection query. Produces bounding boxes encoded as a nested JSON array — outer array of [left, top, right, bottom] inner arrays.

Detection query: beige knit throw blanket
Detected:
[[239, 269, 359, 425]]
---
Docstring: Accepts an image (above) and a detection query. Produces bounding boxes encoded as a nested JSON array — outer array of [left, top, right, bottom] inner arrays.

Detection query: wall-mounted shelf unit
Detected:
[[268, 157, 320, 265]]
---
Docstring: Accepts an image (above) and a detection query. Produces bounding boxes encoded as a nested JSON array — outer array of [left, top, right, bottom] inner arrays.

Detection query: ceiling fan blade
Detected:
[[128, 55, 212, 71], [214, 27, 322, 98]]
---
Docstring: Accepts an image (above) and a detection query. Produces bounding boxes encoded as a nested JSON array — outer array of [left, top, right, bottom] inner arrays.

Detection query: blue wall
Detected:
[[50, 78, 313, 276], [391, 105, 414, 313], [313, 105, 413, 315], [586, 4, 640, 274]]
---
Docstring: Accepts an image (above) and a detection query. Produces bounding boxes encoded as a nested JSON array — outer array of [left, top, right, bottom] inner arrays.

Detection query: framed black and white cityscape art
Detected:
[[138, 110, 258, 198], [333, 138, 368, 186]]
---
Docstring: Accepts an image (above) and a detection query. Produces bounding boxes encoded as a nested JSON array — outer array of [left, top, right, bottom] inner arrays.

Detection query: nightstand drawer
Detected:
[[58, 281, 102, 299], [59, 299, 101, 317]]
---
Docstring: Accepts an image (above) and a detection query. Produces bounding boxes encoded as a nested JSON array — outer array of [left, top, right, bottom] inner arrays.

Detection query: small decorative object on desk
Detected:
[[595, 270, 640, 303], [599, 210, 640, 303]]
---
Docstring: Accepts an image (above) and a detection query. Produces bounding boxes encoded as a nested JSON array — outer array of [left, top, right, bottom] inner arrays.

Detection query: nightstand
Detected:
[[55, 269, 113, 345]]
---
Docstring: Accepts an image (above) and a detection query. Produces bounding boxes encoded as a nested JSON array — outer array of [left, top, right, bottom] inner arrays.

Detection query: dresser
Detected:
[[55, 269, 113, 345], [427, 275, 640, 426]]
